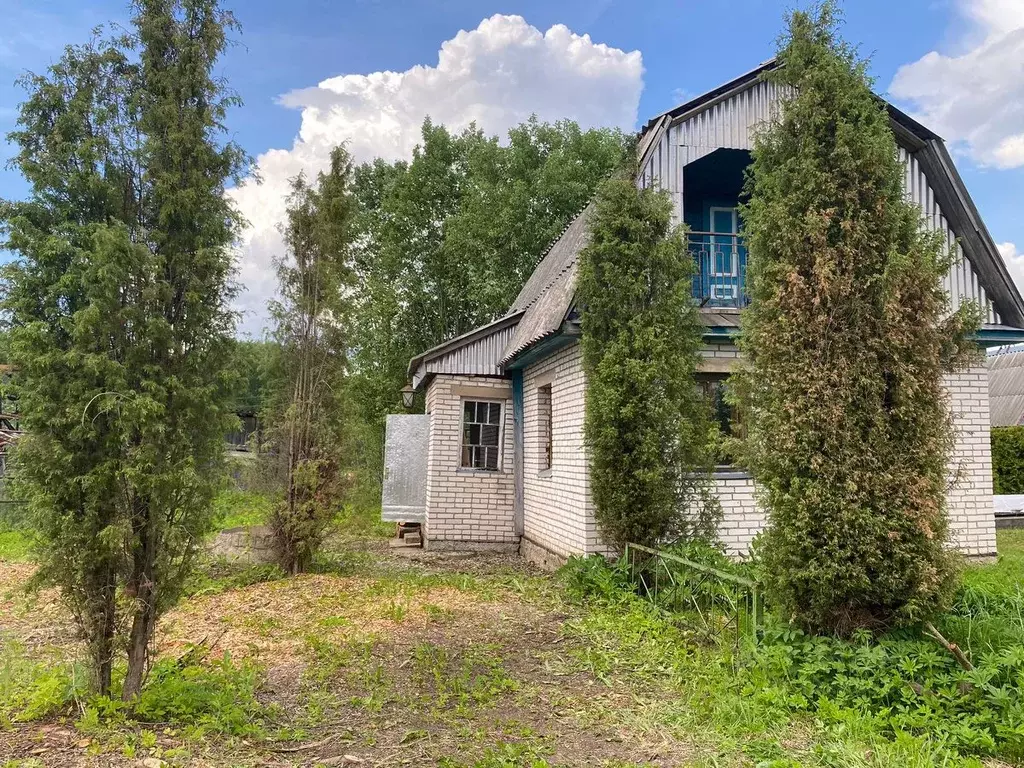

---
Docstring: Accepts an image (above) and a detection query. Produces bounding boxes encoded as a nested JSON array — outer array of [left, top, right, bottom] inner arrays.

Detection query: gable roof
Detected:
[[501, 205, 592, 363], [638, 58, 1024, 327], [408, 60, 1024, 384]]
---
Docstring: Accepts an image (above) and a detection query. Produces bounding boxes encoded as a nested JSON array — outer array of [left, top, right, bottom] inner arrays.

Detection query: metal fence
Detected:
[[624, 542, 763, 650], [687, 231, 749, 308]]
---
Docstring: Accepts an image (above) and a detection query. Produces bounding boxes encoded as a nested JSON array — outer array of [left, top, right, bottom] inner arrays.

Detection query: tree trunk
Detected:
[[123, 502, 158, 701]]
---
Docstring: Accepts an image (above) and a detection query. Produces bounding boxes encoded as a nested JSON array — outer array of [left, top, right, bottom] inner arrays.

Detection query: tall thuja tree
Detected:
[[579, 175, 718, 552], [734, 5, 980, 634], [1, 0, 247, 699], [1, 35, 143, 697], [122, 0, 246, 699], [268, 147, 356, 574]]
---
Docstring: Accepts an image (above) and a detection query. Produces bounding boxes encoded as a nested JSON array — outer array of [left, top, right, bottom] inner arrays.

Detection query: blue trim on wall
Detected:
[[976, 328, 1024, 345], [503, 331, 579, 371]]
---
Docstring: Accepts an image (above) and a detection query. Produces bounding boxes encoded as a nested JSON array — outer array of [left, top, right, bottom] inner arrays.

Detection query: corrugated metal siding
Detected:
[[416, 324, 518, 385], [989, 350, 1024, 426], [639, 78, 996, 323], [900, 147, 997, 323]]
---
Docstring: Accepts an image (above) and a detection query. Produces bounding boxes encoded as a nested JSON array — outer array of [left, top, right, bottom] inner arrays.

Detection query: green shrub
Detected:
[[558, 555, 632, 604], [129, 654, 268, 736], [747, 624, 1024, 760], [992, 426, 1024, 494], [0, 644, 89, 723]]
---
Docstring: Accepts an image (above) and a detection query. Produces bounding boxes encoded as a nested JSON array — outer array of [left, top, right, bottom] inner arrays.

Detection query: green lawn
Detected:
[[0, 528, 31, 562], [1, 521, 1023, 766]]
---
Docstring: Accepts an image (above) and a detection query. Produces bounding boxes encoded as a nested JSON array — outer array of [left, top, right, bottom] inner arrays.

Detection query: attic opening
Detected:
[[683, 148, 752, 308]]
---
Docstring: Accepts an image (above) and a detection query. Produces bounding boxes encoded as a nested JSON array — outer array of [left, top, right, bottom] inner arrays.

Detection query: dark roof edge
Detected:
[[640, 58, 779, 136], [641, 57, 942, 147], [406, 311, 525, 380]]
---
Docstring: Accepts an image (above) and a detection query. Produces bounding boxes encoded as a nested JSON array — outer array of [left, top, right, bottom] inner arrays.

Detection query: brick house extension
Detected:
[[382, 61, 1024, 566]]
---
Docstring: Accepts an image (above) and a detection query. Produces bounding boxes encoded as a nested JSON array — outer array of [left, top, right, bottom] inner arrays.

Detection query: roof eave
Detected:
[[407, 311, 525, 387]]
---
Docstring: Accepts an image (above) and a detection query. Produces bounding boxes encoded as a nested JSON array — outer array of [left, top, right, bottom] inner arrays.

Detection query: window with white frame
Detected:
[[461, 400, 502, 470]]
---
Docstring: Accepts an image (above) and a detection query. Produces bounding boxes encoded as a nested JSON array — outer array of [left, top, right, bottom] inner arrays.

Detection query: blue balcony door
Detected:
[[707, 207, 745, 307]]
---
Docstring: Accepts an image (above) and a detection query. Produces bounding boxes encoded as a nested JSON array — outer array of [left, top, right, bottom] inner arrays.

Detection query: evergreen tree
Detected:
[[734, 4, 980, 634], [1, 0, 247, 697], [579, 175, 718, 552], [266, 147, 356, 574]]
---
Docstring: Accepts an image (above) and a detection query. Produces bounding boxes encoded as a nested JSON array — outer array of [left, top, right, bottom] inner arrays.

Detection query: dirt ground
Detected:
[[0, 543, 694, 768]]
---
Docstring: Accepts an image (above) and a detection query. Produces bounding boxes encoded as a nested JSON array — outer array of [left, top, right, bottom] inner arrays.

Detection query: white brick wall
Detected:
[[421, 347, 997, 560], [424, 375, 517, 544], [711, 362, 998, 558], [945, 364, 997, 556], [712, 473, 765, 557], [521, 342, 611, 558]]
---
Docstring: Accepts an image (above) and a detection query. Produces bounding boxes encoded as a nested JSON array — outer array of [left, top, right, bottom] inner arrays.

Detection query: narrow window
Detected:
[[461, 400, 502, 470], [538, 384, 553, 471], [698, 375, 744, 467]]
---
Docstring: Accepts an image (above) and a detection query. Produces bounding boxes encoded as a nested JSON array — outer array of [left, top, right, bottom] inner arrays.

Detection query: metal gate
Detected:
[[381, 414, 429, 523]]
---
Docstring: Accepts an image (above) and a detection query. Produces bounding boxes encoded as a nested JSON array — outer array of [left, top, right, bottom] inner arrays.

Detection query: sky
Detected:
[[1, 0, 1023, 335]]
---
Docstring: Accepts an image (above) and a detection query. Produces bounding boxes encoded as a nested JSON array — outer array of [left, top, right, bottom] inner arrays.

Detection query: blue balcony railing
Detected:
[[687, 231, 749, 308]]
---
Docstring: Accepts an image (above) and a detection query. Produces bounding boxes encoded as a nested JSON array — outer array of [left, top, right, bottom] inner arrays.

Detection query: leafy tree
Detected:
[[991, 426, 1024, 495], [1, 0, 247, 698], [230, 339, 274, 418], [349, 117, 627, 490], [733, 4, 980, 634], [266, 147, 356, 573], [579, 174, 719, 552]]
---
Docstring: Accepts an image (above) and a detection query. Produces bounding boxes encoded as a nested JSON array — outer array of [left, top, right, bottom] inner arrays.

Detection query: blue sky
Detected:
[[2, 0, 1023, 333]]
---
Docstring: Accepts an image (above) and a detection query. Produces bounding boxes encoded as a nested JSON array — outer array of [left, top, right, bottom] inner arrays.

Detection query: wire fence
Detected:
[[624, 542, 764, 652]]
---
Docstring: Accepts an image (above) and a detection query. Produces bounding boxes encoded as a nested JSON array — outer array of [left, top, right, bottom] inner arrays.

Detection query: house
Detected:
[[382, 60, 1024, 566], [988, 348, 1024, 427]]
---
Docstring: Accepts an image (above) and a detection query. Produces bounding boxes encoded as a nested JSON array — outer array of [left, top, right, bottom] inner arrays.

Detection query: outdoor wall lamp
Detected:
[[400, 383, 415, 410]]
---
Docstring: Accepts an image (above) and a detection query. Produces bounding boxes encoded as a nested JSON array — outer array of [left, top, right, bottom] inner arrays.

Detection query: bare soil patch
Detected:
[[0, 547, 694, 767]]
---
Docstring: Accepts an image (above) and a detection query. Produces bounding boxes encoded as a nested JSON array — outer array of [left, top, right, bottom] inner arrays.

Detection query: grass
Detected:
[[211, 488, 272, 530], [0, 528, 31, 561], [552, 531, 1024, 767], [2, 524, 1023, 766]]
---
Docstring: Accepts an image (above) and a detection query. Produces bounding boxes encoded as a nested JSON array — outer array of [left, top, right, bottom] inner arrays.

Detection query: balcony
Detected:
[[687, 231, 749, 309]]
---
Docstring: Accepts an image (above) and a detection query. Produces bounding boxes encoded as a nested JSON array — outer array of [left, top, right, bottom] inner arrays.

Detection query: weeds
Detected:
[[411, 642, 518, 715], [0, 642, 89, 723]]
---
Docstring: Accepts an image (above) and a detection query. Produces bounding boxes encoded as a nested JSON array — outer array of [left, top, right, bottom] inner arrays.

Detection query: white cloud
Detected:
[[229, 14, 643, 334], [999, 241, 1024, 294], [888, 0, 1024, 169]]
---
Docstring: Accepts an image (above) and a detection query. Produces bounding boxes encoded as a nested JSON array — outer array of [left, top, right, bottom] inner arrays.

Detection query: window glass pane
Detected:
[[481, 424, 499, 447], [461, 400, 501, 470]]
